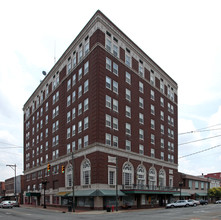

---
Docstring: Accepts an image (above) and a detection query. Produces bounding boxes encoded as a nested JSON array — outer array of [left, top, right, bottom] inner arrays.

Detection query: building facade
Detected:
[[23, 10, 178, 209]]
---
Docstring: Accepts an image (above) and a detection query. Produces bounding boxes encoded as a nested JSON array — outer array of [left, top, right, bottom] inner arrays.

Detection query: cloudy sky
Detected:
[[0, 0, 221, 181]]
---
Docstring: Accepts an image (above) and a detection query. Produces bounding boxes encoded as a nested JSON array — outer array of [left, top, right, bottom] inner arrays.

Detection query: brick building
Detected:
[[0, 182, 5, 199], [23, 10, 178, 209]]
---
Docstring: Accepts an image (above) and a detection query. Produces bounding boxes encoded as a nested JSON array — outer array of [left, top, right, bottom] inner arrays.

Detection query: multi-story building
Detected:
[[0, 182, 5, 199], [5, 175, 24, 204], [23, 10, 178, 209], [204, 173, 221, 187]]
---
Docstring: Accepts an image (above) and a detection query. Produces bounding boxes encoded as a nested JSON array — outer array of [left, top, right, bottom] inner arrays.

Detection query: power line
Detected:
[[179, 144, 221, 159], [178, 123, 221, 135], [178, 134, 221, 146], [0, 141, 23, 148]]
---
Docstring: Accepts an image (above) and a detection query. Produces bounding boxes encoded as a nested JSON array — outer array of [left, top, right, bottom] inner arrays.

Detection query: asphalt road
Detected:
[[0, 204, 221, 220]]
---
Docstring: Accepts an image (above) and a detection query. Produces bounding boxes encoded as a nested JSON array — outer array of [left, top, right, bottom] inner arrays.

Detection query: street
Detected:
[[0, 204, 221, 220]]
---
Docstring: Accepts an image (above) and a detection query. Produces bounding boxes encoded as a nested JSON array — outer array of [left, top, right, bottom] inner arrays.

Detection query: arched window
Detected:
[[137, 165, 146, 186], [159, 169, 166, 187], [81, 159, 91, 185], [65, 164, 73, 187], [122, 162, 134, 186], [148, 167, 157, 188]]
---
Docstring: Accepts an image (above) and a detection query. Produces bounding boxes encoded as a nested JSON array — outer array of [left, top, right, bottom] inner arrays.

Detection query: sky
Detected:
[[0, 0, 221, 181]]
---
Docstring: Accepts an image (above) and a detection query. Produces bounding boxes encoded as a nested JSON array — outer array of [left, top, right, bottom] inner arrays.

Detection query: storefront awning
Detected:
[[172, 192, 191, 197], [68, 189, 96, 197], [26, 192, 41, 197], [92, 189, 126, 197], [196, 193, 208, 196], [123, 190, 174, 195], [56, 192, 69, 196]]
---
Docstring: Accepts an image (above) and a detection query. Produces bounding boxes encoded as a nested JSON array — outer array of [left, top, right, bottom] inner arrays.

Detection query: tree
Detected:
[[208, 187, 221, 199]]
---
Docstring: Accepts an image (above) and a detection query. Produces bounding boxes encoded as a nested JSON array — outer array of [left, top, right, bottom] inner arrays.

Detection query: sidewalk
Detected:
[[20, 204, 118, 214]]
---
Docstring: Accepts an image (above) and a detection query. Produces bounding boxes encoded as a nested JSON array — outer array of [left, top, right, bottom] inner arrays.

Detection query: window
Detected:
[[67, 111, 71, 123], [151, 149, 155, 158], [67, 144, 71, 154], [160, 81, 164, 93], [106, 38, 111, 51], [126, 140, 131, 151], [72, 74, 76, 86], [73, 54, 77, 68], [139, 64, 144, 77], [113, 117, 118, 130], [81, 159, 91, 185], [72, 108, 76, 120], [151, 90, 155, 100], [78, 121, 82, 133], [67, 95, 71, 107], [106, 114, 111, 128], [137, 165, 146, 185], [160, 97, 164, 107], [106, 76, 111, 89], [123, 162, 133, 186], [113, 136, 118, 148], [159, 169, 166, 186], [161, 152, 164, 160], [126, 89, 131, 101], [78, 85, 82, 98], [72, 125, 76, 136], [45, 102, 48, 111], [139, 97, 144, 108], [139, 113, 144, 124], [151, 105, 155, 115], [106, 57, 111, 71], [72, 141, 75, 152], [113, 80, 118, 94], [84, 98, 89, 111], [125, 54, 131, 67], [161, 111, 164, 120], [139, 129, 144, 140], [67, 61, 71, 74], [67, 128, 71, 139], [45, 115, 48, 124], [151, 134, 155, 145], [85, 41, 89, 54], [139, 82, 144, 93], [161, 124, 164, 134], [105, 133, 111, 146], [109, 170, 115, 185], [126, 72, 131, 84], [84, 135, 88, 147], [84, 117, 89, 130], [78, 68, 82, 81], [67, 79, 71, 91], [113, 99, 118, 112], [126, 123, 131, 136], [139, 144, 144, 155], [113, 62, 118, 75], [79, 48, 83, 61], [78, 103, 82, 115], [84, 80, 89, 93], [78, 138, 82, 149], [84, 61, 89, 74], [126, 106, 131, 118], [151, 119, 155, 130], [161, 138, 164, 148], [150, 73, 154, 85], [113, 44, 118, 57], [106, 95, 111, 108], [66, 165, 73, 187]]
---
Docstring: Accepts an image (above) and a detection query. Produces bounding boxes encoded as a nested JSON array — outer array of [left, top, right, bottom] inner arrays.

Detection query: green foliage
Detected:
[[208, 187, 221, 198]]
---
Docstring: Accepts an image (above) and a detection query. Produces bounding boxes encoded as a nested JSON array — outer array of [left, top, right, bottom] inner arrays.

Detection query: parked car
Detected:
[[199, 200, 208, 205], [10, 201, 20, 207], [215, 200, 221, 204], [188, 199, 200, 206], [0, 201, 13, 208], [166, 200, 193, 208]]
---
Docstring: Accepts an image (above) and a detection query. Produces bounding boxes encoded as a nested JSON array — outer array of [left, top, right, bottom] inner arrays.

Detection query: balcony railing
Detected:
[[122, 184, 179, 192]]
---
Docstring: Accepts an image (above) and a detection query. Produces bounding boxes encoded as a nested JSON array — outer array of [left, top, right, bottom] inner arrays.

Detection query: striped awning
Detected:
[[56, 192, 69, 196]]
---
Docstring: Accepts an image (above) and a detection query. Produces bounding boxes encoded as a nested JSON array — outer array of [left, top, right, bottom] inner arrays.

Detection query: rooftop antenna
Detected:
[[42, 71, 47, 76], [54, 40, 56, 64]]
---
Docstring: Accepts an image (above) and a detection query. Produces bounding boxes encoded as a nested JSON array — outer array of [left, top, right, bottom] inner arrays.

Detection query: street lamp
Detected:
[[6, 164, 17, 202], [41, 180, 47, 208], [115, 156, 118, 211], [179, 182, 183, 200]]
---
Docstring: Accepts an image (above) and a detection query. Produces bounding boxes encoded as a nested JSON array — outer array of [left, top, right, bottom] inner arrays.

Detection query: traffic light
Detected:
[[47, 164, 51, 172], [61, 165, 65, 173]]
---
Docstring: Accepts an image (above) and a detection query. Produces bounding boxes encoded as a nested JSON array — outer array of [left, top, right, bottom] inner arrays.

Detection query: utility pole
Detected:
[[6, 164, 17, 202], [116, 156, 118, 211]]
